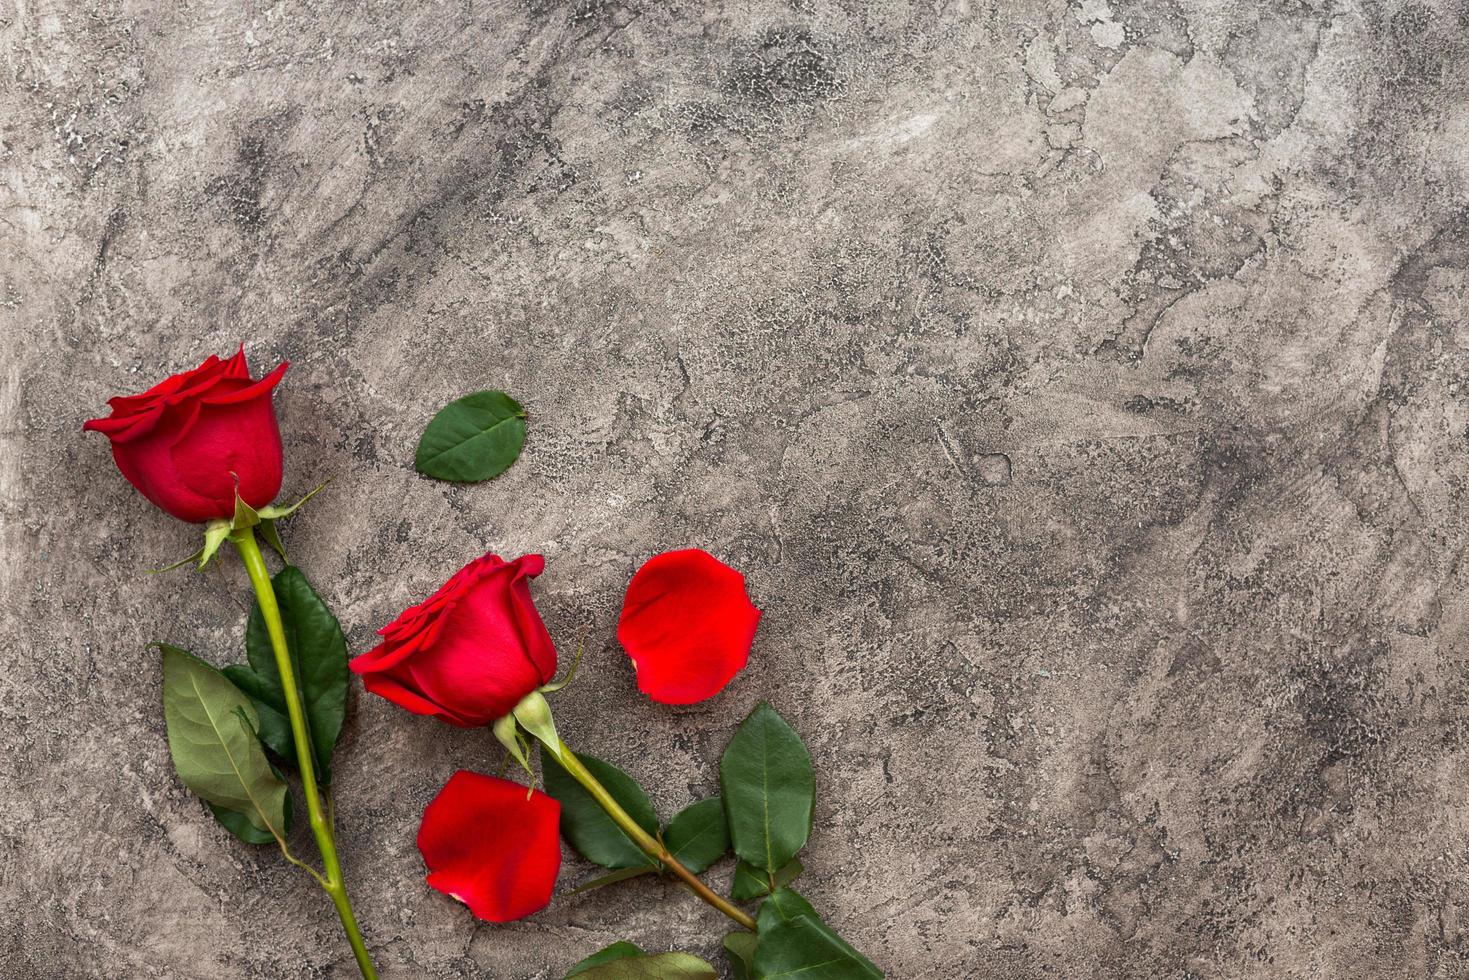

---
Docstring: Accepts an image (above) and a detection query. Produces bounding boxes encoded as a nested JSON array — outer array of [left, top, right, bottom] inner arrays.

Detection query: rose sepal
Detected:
[[151, 484, 328, 572], [538, 636, 585, 694], [492, 714, 536, 785], [256, 480, 330, 522], [512, 690, 563, 763]]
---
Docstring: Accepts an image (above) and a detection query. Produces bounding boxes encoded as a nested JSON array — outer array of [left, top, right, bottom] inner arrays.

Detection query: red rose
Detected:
[[351, 553, 557, 727], [417, 770, 562, 922], [618, 549, 761, 704], [82, 347, 288, 523]]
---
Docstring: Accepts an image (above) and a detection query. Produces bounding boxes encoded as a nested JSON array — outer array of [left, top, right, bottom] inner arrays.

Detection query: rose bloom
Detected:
[[82, 347, 288, 523], [351, 553, 557, 726]]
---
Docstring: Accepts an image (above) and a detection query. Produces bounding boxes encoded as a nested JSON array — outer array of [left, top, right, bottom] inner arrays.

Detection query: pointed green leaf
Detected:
[[725, 932, 758, 980], [159, 644, 289, 840], [720, 702, 814, 874], [209, 803, 277, 844], [415, 390, 527, 482], [543, 748, 659, 869], [757, 888, 817, 931], [732, 860, 771, 901], [567, 942, 645, 976], [567, 952, 716, 979], [221, 665, 292, 758], [569, 866, 657, 896], [752, 903, 881, 980], [752, 918, 882, 979], [235, 566, 349, 783], [210, 767, 294, 845], [663, 797, 730, 874], [732, 857, 803, 901]]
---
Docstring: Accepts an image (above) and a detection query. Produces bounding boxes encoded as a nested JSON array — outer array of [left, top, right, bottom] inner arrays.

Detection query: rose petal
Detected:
[[617, 549, 761, 704], [417, 771, 561, 922]]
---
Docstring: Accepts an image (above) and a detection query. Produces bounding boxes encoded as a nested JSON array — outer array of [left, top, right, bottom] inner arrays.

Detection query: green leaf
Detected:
[[569, 866, 657, 896], [567, 942, 645, 976], [231, 566, 349, 783], [752, 899, 882, 980], [753, 916, 882, 979], [720, 703, 815, 874], [732, 861, 770, 901], [543, 748, 659, 869], [731, 858, 805, 905], [210, 765, 294, 845], [663, 798, 730, 874], [732, 857, 803, 901], [724, 932, 758, 980], [567, 952, 717, 979], [757, 888, 817, 931], [159, 644, 290, 840], [415, 390, 527, 482], [209, 802, 277, 844]]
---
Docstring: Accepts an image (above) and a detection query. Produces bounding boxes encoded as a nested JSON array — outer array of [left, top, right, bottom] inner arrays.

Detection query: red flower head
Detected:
[[417, 770, 561, 922], [350, 553, 557, 727], [617, 549, 761, 704], [82, 347, 288, 523]]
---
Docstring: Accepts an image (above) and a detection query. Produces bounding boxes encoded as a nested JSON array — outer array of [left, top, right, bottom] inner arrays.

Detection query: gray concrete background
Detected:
[[4, 0, 1469, 977]]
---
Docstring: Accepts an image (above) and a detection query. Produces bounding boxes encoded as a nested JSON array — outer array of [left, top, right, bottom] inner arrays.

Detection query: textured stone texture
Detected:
[[4, 1, 1469, 977]]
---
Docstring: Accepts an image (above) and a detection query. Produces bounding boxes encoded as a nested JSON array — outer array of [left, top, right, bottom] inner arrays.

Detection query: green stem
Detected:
[[231, 527, 379, 980], [551, 739, 758, 931]]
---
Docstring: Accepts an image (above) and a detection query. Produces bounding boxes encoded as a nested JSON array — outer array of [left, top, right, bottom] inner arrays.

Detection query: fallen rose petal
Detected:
[[417, 770, 561, 922], [617, 549, 761, 704]]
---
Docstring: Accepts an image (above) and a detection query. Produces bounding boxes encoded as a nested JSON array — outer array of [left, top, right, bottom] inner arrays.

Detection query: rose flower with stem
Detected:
[[349, 551, 758, 931], [85, 348, 378, 979], [354, 547, 881, 978]]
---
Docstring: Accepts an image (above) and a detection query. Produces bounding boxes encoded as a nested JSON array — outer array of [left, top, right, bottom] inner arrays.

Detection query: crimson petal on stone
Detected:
[[617, 549, 761, 704], [416, 771, 561, 922]]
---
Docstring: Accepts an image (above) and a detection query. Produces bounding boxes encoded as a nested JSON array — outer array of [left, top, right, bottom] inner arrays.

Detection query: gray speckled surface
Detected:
[[5, 1, 1469, 977]]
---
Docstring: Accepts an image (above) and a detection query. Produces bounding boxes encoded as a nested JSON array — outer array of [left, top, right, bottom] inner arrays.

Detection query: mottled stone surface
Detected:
[[4, 1, 1469, 977]]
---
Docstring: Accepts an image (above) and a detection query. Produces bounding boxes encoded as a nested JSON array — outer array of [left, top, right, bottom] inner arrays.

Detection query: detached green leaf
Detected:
[[568, 952, 716, 979], [415, 390, 527, 482], [663, 798, 730, 874], [230, 566, 348, 783], [159, 644, 289, 841], [753, 915, 882, 979], [567, 942, 645, 976], [732, 857, 804, 901], [720, 703, 814, 874], [724, 932, 758, 980], [543, 748, 659, 869]]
